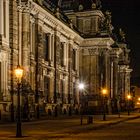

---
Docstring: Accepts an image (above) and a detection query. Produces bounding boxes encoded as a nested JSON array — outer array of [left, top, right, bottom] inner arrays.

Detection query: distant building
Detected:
[[130, 86, 140, 109], [0, 0, 132, 121]]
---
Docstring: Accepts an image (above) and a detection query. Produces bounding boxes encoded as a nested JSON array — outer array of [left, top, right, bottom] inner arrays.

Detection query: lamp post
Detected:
[[102, 88, 107, 121], [14, 65, 23, 137], [78, 83, 85, 107], [127, 94, 132, 116], [78, 83, 85, 125]]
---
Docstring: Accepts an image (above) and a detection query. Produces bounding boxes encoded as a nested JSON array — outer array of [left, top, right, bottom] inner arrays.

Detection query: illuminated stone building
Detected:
[[0, 0, 132, 121]]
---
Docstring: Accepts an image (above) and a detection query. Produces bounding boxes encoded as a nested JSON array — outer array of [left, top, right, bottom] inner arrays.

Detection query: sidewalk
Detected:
[[0, 111, 140, 139], [21, 111, 140, 134], [45, 112, 140, 134]]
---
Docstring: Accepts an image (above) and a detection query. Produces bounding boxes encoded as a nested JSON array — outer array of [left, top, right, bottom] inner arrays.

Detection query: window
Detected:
[[72, 49, 76, 70], [60, 80, 64, 103], [60, 42, 64, 66], [84, 19, 91, 33], [30, 70, 35, 90], [51, 35, 54, 61], [44, 33, 50, 61], [73, 82, 77, 104], [77, 18, 83, 33], [44, 76, 49, 102]]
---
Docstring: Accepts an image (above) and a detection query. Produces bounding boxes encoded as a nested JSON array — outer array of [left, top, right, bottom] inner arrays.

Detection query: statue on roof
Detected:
[[57, 0, 62, 8], [95, 0, 102, 9], [55, 7, 61, 18], [91, 0, 102, 10], [104, 10, 113, 33], [91, 2, 97, 10], [78, 4, 84, 11], [69, 19, 73, 28], [105, 10, 112, 25], [119, 28, 126, 42], [100, 10, 113, 34]]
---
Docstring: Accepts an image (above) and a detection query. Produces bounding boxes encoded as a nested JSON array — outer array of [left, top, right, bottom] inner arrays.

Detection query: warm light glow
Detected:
[[78, 83, 85, 90], [127, 94, 132, 100], [14, 66, 23, 79], [102, 89, 107, 95], [138, 97, 140, 101], [137, 102, 140, 105]]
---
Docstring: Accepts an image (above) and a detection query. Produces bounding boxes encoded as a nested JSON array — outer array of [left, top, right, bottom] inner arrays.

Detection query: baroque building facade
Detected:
[[0, 0, 132, 121]]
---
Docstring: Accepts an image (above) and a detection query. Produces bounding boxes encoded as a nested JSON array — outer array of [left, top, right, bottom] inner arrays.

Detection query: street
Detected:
[[0, 114, 140, 140]]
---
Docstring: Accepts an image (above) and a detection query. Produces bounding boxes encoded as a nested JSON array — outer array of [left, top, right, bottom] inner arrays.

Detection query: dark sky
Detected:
[[101, 0, 140, 78]]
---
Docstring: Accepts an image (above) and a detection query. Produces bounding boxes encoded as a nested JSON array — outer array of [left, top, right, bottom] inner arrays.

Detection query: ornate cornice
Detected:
[[17, 1, 31, 13], [31, 1, 83, 45], [80, 37, 114, 49], [82, 47, 110, 56]]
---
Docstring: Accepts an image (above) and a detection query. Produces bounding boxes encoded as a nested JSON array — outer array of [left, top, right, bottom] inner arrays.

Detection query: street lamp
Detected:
[[14, 65, 23, 137], [78, 83, 85, 125], [78, 83, 85, 107], [102, 88, 107, 121], [127, 94, 132, 116], [78, 83, 85, 91]]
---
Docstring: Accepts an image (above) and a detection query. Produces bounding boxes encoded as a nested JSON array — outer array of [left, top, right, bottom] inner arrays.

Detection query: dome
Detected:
[[44, 0, 102, 11]]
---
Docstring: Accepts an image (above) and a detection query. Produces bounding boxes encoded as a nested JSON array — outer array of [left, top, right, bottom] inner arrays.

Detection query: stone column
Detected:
[[66, 43, 69, 71], [112, 57, 118, 113], [68, 40, 73, 104], [0, 0, 3, 35], [113, 57, 118, 98], [124, 68, 132, 97], [51, 35, 54, 65], [63, 43, 66, 67], [48, 34, 51, 62], [22, 9, 30, 74], [75, 49, 79, 72], [5, 0, 9, 40]]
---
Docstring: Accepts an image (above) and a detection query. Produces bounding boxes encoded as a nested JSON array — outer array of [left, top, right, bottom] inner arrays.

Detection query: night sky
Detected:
[[101, 0, 140, 79]]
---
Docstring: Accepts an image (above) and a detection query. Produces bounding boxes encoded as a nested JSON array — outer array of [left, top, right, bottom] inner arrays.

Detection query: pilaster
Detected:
[[0, 0, 4, 35], [17, 1, 30, 76]]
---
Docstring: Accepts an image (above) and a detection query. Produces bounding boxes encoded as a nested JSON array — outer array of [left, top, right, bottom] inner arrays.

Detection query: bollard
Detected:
[[87, 116, 93, 124], [80, 115, 83, 125]]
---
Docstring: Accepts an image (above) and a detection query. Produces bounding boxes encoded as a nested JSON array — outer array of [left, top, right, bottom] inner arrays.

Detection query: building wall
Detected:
[[9, 0, 82, 119], [0, 0, 132, 120], [66, 7, 132, 114]]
